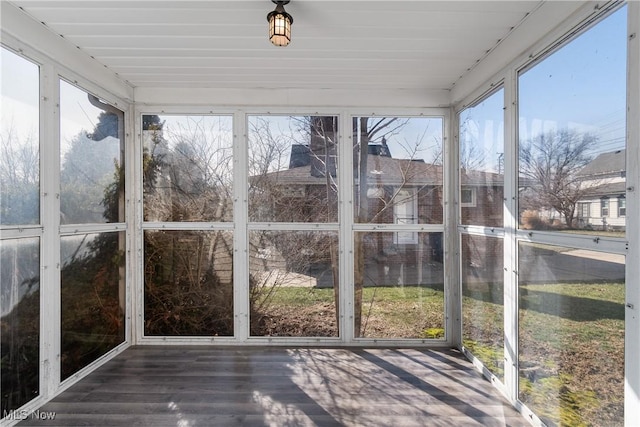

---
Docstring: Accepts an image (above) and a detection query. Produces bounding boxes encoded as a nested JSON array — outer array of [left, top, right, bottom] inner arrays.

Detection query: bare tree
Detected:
[[0, 124, 39, 225], [519, 129, 596, 227]]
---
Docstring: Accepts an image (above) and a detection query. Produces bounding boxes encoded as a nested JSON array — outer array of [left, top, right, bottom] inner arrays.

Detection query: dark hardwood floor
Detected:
[[19, 346, 529, 426]]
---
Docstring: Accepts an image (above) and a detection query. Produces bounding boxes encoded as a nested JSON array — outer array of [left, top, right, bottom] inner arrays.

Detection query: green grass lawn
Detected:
[[359, 286, 445, 338], [464, 282, 624, 427], [261, 285, 445, 339], [260, 286, 336, 306]]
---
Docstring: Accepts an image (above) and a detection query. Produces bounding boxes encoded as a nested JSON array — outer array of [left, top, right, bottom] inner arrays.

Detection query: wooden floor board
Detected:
[[18, 346, 529, 426]]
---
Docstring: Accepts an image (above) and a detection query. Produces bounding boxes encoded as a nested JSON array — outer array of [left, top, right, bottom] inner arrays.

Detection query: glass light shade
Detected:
[[268, 10, 292, 47]]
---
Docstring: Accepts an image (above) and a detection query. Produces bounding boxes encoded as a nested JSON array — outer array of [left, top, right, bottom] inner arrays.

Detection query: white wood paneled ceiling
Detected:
[[5, 1, 589, 98]]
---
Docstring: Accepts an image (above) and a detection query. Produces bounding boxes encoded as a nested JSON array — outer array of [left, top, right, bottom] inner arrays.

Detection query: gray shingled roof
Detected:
[[581, 181, 627, 198], [578, 149, 626, 178], [258, 155, 505, 186]]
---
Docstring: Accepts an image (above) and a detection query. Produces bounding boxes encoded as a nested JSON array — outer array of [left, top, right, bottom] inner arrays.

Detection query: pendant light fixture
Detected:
[[267, 0, 293, 47]]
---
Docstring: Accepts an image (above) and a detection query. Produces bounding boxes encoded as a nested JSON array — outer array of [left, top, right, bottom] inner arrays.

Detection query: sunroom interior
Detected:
[[1, 0, 639, 426]]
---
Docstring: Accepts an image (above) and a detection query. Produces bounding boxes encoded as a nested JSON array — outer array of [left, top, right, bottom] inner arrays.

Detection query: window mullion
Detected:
[[40, 63, 61, 400]]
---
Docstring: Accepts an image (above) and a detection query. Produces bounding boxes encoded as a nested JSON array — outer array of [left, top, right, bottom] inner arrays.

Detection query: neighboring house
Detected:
[[260, 142, 505, 225], [575, 149, 626, 230], [460, 168, 505, 228], [256, 141, 447, 227], [254, 142, 505, 282]]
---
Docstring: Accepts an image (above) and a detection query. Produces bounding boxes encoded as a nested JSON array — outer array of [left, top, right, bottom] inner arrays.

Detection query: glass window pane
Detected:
[[60, 81, 124, 225], [354, 231, 444, 339], [1, 48, 40, 226], [459, 88, 504, 226], [461, 235, 504, 381], [518, 243, 624, 426], [142, 115, 233, 222], [61, 232, 125, 380], [618, 196, 625, 217], [518, 7, 627, 236], [144, 230, 234, 336], [248, 115, 338, 223], [353, 117, 443, 225], [1, 238, 40, 412], [249, 230, 338, 337]]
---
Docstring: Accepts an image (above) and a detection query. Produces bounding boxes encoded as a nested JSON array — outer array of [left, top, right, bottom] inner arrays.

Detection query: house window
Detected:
[[60, 80, 125, 224], [578, 203, 590, 218], [600, 198, 609, 217], [60, 81, 126, 380], [1, 47, 41, 413], [618, 196, 626, 217], [460, 187, 477, 207]]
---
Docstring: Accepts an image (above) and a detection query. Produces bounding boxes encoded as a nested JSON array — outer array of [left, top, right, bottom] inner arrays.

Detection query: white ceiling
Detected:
[[6, 0, 557, 94]]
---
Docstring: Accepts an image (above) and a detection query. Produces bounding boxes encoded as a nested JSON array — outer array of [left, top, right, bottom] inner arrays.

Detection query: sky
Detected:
[[518, 5, 627, 157]]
